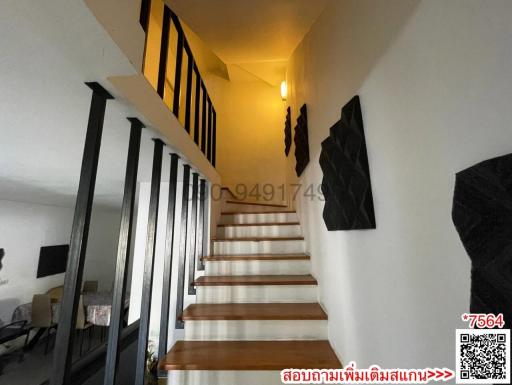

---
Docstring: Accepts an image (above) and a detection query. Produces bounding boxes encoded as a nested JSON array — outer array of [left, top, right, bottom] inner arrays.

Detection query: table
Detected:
[[11, 291, 128, 327]]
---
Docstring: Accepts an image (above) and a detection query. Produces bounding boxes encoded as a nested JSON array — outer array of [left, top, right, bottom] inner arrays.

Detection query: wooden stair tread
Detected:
[[226, 200, 288, 208], [212, 236, 304, 241], [217, 222, 300, 227], [159, 340, 341, 370], [221, 210, 296, 215], [181, 303, 327, 320], [194, 274, 317, 286], [203, 254, 310, 261]]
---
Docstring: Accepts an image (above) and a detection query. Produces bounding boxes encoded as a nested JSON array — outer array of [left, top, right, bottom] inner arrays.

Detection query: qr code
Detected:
[[456, 329, 510, 384]]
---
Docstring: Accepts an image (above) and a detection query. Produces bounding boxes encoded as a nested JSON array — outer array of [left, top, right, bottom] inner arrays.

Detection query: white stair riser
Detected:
[[196, 285, 317, 303], [213, 240, 305, 255], [222, 202, 289, 213], [165, 370, 283, 385], [205, 260, 310, 276], [217, 225, 301, 238], [184, 320, 327, 341], [220, 212, 297, 224]]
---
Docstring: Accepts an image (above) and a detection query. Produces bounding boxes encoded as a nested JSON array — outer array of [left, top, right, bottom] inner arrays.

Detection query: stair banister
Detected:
[[175, 164, 191, 329], [134, 138, 165, 385], [103, 118, 143, 385], [158, 153, 180, 363], [49, 83, 114, 385]]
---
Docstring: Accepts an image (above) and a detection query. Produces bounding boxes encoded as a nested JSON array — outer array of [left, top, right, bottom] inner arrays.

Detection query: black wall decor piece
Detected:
[[37, 245, 69, 278], [319, 95, 375, 231], [294, 104, 309, 176], [284, 107, 292, 156], [0, 248, 4, 271], [452, 153, 512, 330]]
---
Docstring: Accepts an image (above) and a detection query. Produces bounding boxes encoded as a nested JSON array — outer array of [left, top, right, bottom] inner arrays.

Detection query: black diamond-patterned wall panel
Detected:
[[452, 154, 512, 330], [294, 104, 309, 176], [284, 107, 291, 156], [319, 95, 375, 230]]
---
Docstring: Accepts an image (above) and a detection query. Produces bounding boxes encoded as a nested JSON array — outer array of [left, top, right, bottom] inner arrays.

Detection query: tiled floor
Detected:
[[0, 327, 107, 385]]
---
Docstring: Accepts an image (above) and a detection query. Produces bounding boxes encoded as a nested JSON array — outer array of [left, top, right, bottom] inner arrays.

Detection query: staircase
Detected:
[[160, 197, 342, 385]]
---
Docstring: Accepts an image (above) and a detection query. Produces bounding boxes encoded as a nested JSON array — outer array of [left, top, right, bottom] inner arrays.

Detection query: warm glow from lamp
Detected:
[[280, 80, 287, 101]]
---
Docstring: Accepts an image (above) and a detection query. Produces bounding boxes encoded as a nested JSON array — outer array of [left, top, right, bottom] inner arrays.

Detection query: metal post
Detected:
[[197, 179, 207, 271], [187, 173, 199, 295], [134, 139, 165, 385], [103, 118, 143, 385], [212, 109, 217, 167], [175, 165, 190, 329], [184, 50, 193, 133], [200, 83, 207, 154], [207, 99, 213, 161], [139, 0, 152, 32], [157, 7, 171, 99], [49, 82, 113, 385], [172, 28, 184, 116], [158, 153, 180, 361], [193, 68, 200, 145]]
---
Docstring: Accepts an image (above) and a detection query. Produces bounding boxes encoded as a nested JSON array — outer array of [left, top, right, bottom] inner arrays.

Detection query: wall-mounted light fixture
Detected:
[[280, 80, 287, 101]]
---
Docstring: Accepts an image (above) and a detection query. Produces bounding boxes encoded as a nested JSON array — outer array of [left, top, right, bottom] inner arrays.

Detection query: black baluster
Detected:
[[134, 139, 165, 385], [193, 68, 200, 145], [158, 153, 180, 361], [49, 82, 113, 385], [172, 27, 184, 117], [139, 0, 152, 32], [187, 173, 199, 295], [175, 165, 190, 329], [103, 118, 143, 385], [184, 49, 193, 133], [212, 109, 217, 167], [197, 179, 207, 271], [200, 82, 207, 154], [157, 6, 171, 99], [207, 98, 213, 161]]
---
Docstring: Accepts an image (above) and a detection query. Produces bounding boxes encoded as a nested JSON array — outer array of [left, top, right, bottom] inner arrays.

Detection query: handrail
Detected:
[[140, 0, 217, 167]]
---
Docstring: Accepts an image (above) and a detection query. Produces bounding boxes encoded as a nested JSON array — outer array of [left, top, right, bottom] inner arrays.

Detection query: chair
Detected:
[[76, 295, 93, 356], [31, 294, 57, 355], [46, 286, 64, 303], [82, 280, 98, 293], [0, 320, 30, 374]]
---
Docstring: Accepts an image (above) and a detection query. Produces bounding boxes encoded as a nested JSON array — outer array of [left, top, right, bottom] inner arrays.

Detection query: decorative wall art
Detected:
[[0, 248, 7, 287], [294, 104, 309, 176], [319, 95, 375, 230], [284, 107, 292, 156], [452, 153, 512, 329]]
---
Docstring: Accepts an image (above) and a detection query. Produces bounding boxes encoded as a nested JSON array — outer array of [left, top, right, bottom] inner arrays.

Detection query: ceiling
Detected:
[[0, 0, 173, 210], [166, 0, 330, 85]]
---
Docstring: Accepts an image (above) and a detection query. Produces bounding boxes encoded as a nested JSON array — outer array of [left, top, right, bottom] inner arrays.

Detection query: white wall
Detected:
[[0, 200, 73, 322], [0, 200, 121, 323], [286, 0, 512, 370]]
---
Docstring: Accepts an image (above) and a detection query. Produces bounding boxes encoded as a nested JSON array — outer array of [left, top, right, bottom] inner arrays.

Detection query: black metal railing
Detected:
[[48, 82, 211, 385], [140, 0, 217, 167]]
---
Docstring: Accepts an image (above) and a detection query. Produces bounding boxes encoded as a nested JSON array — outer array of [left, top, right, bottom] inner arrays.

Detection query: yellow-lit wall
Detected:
[[206, 76, 288, 204]]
